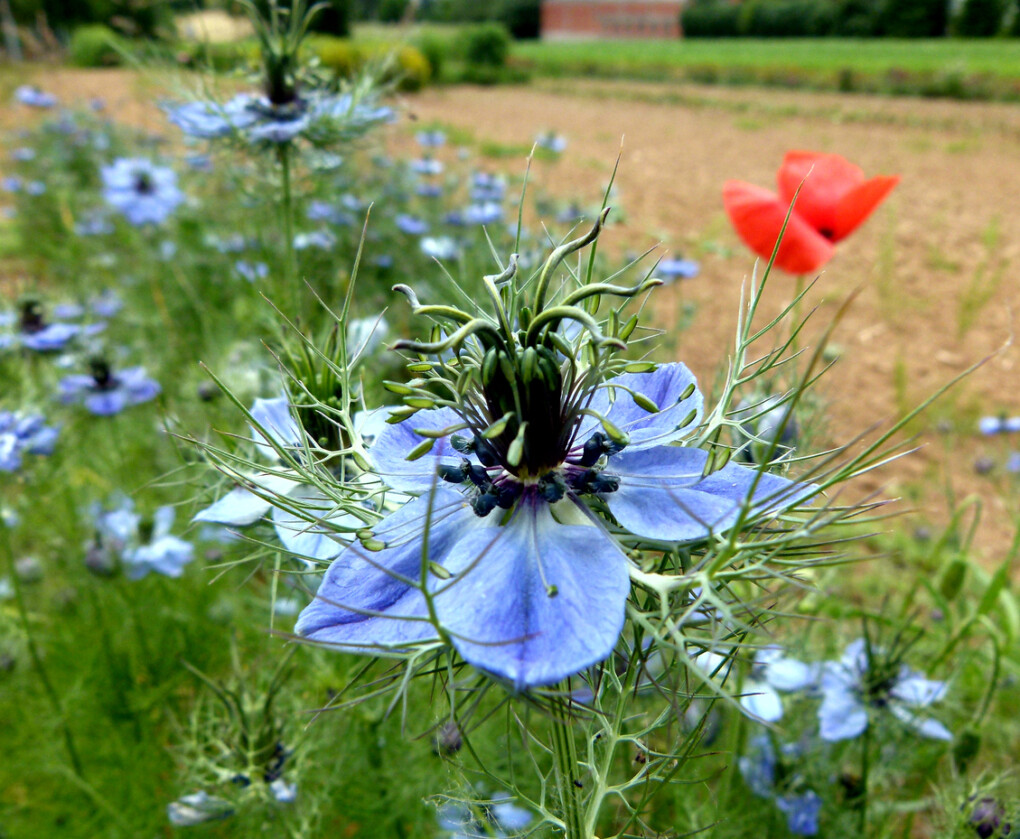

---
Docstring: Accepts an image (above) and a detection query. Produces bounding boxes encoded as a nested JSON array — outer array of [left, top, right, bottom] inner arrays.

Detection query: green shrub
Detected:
[[182, 38, 259, 71], [459, 23, 510, 67], [10, 0, 170, 38], [310, 37, 431, 90], [68, 23, 123, 66], [953, 0, 1006, 35], [377, 0, 407, 23], [1012, 0, 1020, 34], [420, 0, 492, 23], [878, 0, 949, 36], [498, 0, 540, 38], [833, 0, 882, 36], [252, 0, 351, 36], [414, 32, 447, 80], [739, 1, 837, 36], [681, 1, 743, 37]]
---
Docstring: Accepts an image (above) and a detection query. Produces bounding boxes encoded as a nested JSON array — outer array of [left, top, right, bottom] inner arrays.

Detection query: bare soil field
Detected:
[[5, 69, 1020, 562]]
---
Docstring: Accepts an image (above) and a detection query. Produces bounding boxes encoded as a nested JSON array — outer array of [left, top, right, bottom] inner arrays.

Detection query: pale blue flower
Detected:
[[236, 260, 269, 282], [416, 130, 446, 147], [420, 236, 460, 261], [470, 172, 506, 202], [535, 131, 567, 154], [739, 736, 821, 836], [656, 257, 700, 282], [297, 364, 814, 689], [462, 201, 503, 226], [818, 638, 952, 742], [59, 360, 161, 415], [101, 157, 183, 226], [12, 147, 36, 161], [396, 214, 429, 236], [293, 230, 336, 250], [1, 301, 84, 352], [167, 791, 233, 826], [411, 157, 443, 176], [0, 412, 59, 472], [94, 499, 194, 580], [740, 645, 817, 722], [15, 85, 57, 108]]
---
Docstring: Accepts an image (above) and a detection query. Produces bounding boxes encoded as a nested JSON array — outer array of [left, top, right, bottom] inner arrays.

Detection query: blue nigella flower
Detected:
[[93, 498, 194, 580], [740, 645, 817, 722], [416, 182, 444, 198], [25, 181, 45, 196], [818, 638, 952, 742], [90, 289, 123, 318], [420, 236, 460, 261], [193, 397, 381, 561], [396, 214, 429, 236], [12, 147, 36, 161], [438, 792, 533, 838], [1, 176, 22, 193], [14, 85, 57, 108], [74, 212, 114, 236], [411, 157, 443, 176], [656, 257, 701, 283], [0, 412, 59, 472], [306, 200, 352, 225], [293, 230, 336, 250], [416, 129, 446, 147], [167, 791, 233, 827], [59, 359, 161, 416], [462, 202, 504, 226], [979, 415, 1020, 435], [739, 735, 822, 836], [101, 157, 184, 226], [236, 260, 269, 282], [470, 173, 507, 203], [297, 362, 813, 689], [534, 131, 567, 154], [0, 300, 84, 352]]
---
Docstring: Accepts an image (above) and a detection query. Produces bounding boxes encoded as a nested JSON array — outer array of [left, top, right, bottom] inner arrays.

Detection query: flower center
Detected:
[[134, 172, 155, 195], [19, 300, 45, 334], [89, 358, 118, 391]]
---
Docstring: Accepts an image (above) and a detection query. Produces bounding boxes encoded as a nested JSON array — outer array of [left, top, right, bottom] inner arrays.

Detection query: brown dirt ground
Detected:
[[5, 69, 1020, 564]]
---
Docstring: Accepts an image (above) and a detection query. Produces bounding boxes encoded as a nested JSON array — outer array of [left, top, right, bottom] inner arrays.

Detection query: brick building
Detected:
[[540, 0, 688, 39]]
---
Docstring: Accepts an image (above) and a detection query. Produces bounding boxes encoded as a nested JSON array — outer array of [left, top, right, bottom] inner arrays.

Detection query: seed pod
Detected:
[[406, 437, 436, 461], [938, 557, 969, 601], [618, 314, 639, 341]]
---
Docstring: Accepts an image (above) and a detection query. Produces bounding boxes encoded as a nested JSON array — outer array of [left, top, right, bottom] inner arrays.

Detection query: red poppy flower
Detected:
[[723, 151, 900, 274]]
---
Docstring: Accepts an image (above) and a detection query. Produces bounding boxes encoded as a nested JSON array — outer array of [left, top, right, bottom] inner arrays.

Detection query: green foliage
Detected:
[[833, 0, 882, 36], [377, 0, 406, 23], [953, 0, 1007, 36], [310, 37, 431, 90], [879, 0, 949, 36], [498, 0, 541, 39], [9, 0, 171, 38], [738, 0, 838, 36], [458, 22, 510, 67], [252, 0, 352, 36], [68, 23, 123, 67], [681, 1, 744, 37]]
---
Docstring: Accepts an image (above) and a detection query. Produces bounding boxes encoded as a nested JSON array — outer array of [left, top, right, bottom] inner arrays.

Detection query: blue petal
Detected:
[[250, 396, 302, 455], [296, 487, 471, 649], [818, 681, 868, 742], [776, 791, 822, 836], [890, 672, 947, 707], [192, 473, 299, 526], [740, 680, 784, 722], [369, 407, 467, 493], [576, 363, 704, 450], [270, 484, 355, 562], [606, 446, 739, 542], [86, 389, 128, 416], [433, 498, 631, 689], [889, 703, 952, 741]]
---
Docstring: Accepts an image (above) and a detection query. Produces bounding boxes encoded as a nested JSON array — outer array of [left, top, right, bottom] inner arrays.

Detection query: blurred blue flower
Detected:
[[1, 176, 21, 193], [184, 153, 213, 171], [90, 289, 123, 318], [59, 359, 161, 416], [818, 638, 952, 742], [15, 85, 57, 108], [101, 157, 184, 226], [236, 260, 269, 282], [462, 201, 504, 226], [534, 130, 567, 154], [420, 236, 460, 261], [438, 792, 533, 838], [470, 172, 506, 202], [396, 214, 429, 236], [12, 147, 36, 161], [979, 416, 1020, 435], [293, 230, 336, 250], [94, 499, 194, 580], [25, 181, 45, 196], [167, 791, 233, 826], [0, 412, 59, 472], [656, 257, 701, 282], [297, 364, 814, 689], [411, 157, 443, 176], [416, 182, 444, 198], [416, 129, 446, 147], [739, 736, 821, 836], [1, 300, 83, 352], [740, 645, 817, 722], [74, 212, 114, 236]]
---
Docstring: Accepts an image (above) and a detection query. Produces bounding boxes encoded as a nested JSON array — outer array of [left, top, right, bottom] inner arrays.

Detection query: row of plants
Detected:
[[682, 0, 1020, 39]]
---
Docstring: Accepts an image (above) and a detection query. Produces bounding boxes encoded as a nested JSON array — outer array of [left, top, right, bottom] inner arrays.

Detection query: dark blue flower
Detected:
[[297, 364, 813, 689], [59, 359, 161, 416], [0, 412, 59, 472], [101, 157, 184, 226], [818, 638, 951, 742], [1, 300, 83, 353]]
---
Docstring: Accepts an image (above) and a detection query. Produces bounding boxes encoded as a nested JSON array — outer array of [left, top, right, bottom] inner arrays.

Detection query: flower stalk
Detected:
[[551, 696, 588, 839]]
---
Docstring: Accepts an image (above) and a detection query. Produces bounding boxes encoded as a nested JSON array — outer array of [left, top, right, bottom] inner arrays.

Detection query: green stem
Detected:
[[551, 696, 587, 839], [277, 142, 300, 321], [1, 521, 84, 776], [859, 721, 870, 837], [790, 273, 805, 358]]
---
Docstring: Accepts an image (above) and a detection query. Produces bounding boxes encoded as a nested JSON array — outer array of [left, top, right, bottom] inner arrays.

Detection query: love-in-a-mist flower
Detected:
[[297, 217, 815, 689], [740, 645, 817, 722], [0, 300, 87, 353], [0, 412, 59, 472], [101, 157, 184, 226], [723, 151, 899, 274], [14, 85, 57, 108], [58, 359, 161, 416], [93, 498, 194, 580], [739, 736, 822, 836], [818, 638, 952, 742]]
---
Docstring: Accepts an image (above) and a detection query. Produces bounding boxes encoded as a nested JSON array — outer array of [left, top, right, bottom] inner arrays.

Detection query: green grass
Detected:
[[511, 38, 1020, 99]]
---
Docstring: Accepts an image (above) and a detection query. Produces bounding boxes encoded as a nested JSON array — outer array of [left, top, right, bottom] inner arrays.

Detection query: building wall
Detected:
[[541, 0, 685, 39]]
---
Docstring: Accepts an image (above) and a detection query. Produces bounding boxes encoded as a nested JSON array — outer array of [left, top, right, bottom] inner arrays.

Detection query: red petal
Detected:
[[723, 181, 835, 274], [777, 151, 864, 239], [832, 175, 900, 242]]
